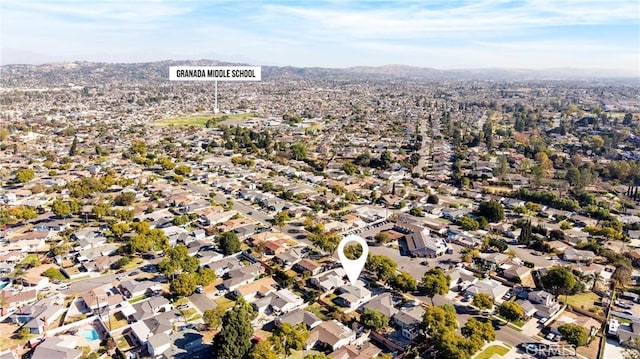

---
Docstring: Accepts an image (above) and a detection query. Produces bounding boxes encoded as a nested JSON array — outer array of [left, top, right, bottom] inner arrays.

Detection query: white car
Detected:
[[57, 284, 70, 291]]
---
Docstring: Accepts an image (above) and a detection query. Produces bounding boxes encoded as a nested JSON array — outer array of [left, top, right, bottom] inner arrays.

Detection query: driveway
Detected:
[[188, 293, 217, 314]]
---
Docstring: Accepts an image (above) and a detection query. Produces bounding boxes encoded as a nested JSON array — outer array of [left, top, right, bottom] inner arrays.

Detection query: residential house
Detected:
[[128, 296, 174, 323], [311, 268, 346, 292], [528, 290, 562, 318], [516, 299, 538, 320], [293, 258, 323, 276], [31, 337, 82, 359], [329, 342, 382, 359], [465, 279, 510, 304], [233, 276, 278, 302], [275, 308, 323, 329], [335, 282, 372, 311], [307, 320, 356, 352], [222, 263, 265, 292], [448, 267, 478, 292], [502, 264, 532, 283], [206, 255, 244, 277], [362, 293, 398, 318], [563, 247, 596, 263], [274, 248, 305, 269], [119, 280, 162, 299], [393, 306, 425, 340], [0, 290, 38, 313], [147, 333, 171, 356], [253, 288, 304, 315], [11, 299, 65, 334]]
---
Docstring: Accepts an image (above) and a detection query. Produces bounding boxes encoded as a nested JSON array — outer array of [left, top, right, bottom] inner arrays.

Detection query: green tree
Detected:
[[114, 192, 136, 206], [15, 168, 35, 183], [471, 293, 493, 310], [16, 327, 30, 339], [365, 255, 397, 282], [420, 268, 451, 305], [457, 215, 479, 230], [389, 271, 417, 292], [613, 265, 632, 290], [272, 323, 309, 357], [409, 207, 424, 217], [51, 199, 71, 217], [541, 266, 576, 298], [374, 232, 392, 245], [213, 299, 256, 359], [476, 200, 505, 223], [342, 161, 358, 175], [361, 308, 389, 330], [558, 324, 588, 347], [426, 194, 439, 204], [170, 272, 197, 297], [422, 304, 458, 337], [203, 307, 226, 330], [248, 340, 279, 359], [273, 210, 291, 228], [174, 165, 192, 176], [217, 231, 241, 255], [497, 301, 524, 324], [462, 317, 495, 343], [196, 268, 216, 286], [290, 142, 308, 161]]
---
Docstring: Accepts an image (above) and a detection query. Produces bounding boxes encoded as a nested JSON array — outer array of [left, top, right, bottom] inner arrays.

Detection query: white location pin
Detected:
[[337, 234, 369, 284]]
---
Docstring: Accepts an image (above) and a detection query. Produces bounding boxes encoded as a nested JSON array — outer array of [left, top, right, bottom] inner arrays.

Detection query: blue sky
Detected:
[[1, 0, 639, 74]]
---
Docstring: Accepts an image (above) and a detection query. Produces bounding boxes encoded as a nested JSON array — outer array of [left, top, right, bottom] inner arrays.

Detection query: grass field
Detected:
[[565, 291, 600, 309], [475, 345, 510, 359], [153, 112, 255, 127], [215, 296, 235, 312]]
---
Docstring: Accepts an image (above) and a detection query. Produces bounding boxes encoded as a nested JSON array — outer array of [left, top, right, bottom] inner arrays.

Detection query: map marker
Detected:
[[337, 234, 369, 284]]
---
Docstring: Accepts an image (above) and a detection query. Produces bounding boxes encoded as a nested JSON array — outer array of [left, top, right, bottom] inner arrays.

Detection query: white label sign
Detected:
[[169, 66, 261, 81]]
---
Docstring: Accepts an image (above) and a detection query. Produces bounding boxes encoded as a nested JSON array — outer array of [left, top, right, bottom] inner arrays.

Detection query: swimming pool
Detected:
[[81, 328, 100, 342], [0, 280, 10, 289]]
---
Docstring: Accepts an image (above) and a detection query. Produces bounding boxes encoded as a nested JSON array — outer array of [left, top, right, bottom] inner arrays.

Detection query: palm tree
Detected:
[[590, 272, 604, 291]]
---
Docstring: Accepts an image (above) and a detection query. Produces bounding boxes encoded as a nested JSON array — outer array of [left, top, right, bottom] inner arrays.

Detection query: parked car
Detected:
[[57, 284, 70, 291]]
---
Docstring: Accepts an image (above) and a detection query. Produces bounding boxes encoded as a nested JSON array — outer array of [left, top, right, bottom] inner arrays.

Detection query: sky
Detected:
[[1, 0, 639, 75]]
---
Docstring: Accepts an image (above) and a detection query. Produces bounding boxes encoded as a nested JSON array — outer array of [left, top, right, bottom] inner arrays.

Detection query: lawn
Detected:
[[105, 312, 128, 331], [180, 308, 202, 322], [565, 291, 600, 310], [215, 296, 235, 312], [122, 257, 144, 270], [305, 303, 329, 321], [128, 295, 147, 304], [474, 345, 510, 359], [153, 112, 255, 127]]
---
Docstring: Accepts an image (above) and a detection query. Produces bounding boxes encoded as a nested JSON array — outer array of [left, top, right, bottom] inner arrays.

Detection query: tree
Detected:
[[389, 271, 417, 292], [409, 207, 424, 217], [365, 255, 397, 282], [342, 161, 358, 175], [613, 265, 632, 290], [273, 210, 291, 228], [361, 308, 389, 330], [170, 272, 197, 297], [213, 299, 256, 359], [476, 201, 505, 223], [69, 136, 78, 156], [16, 327, 30, 339], [196, 268, 216, 286], [422, 304, 458, 337], [472, 293, 493, 310], [497, 301, 524, 324], [420, 268, 450, 305], [457, 215, 479, 230], [174, 165, 192, 176], [290, 142, 308, 161], [374, 232, 391, 245], [541, 267, 576, 298], [203, 307, 226, 330], [426, 194, 439, 204], [217, 231, 241, 255], [114, 192, 136, 206], [623, 113, 633, 126], [248, 340, 279, 359], [462, 317, 495, 343], [272, 323, 309, 357], [15, 168, 35, 183], [51, 199, 71, 217], [558, 324, 588, 347]]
